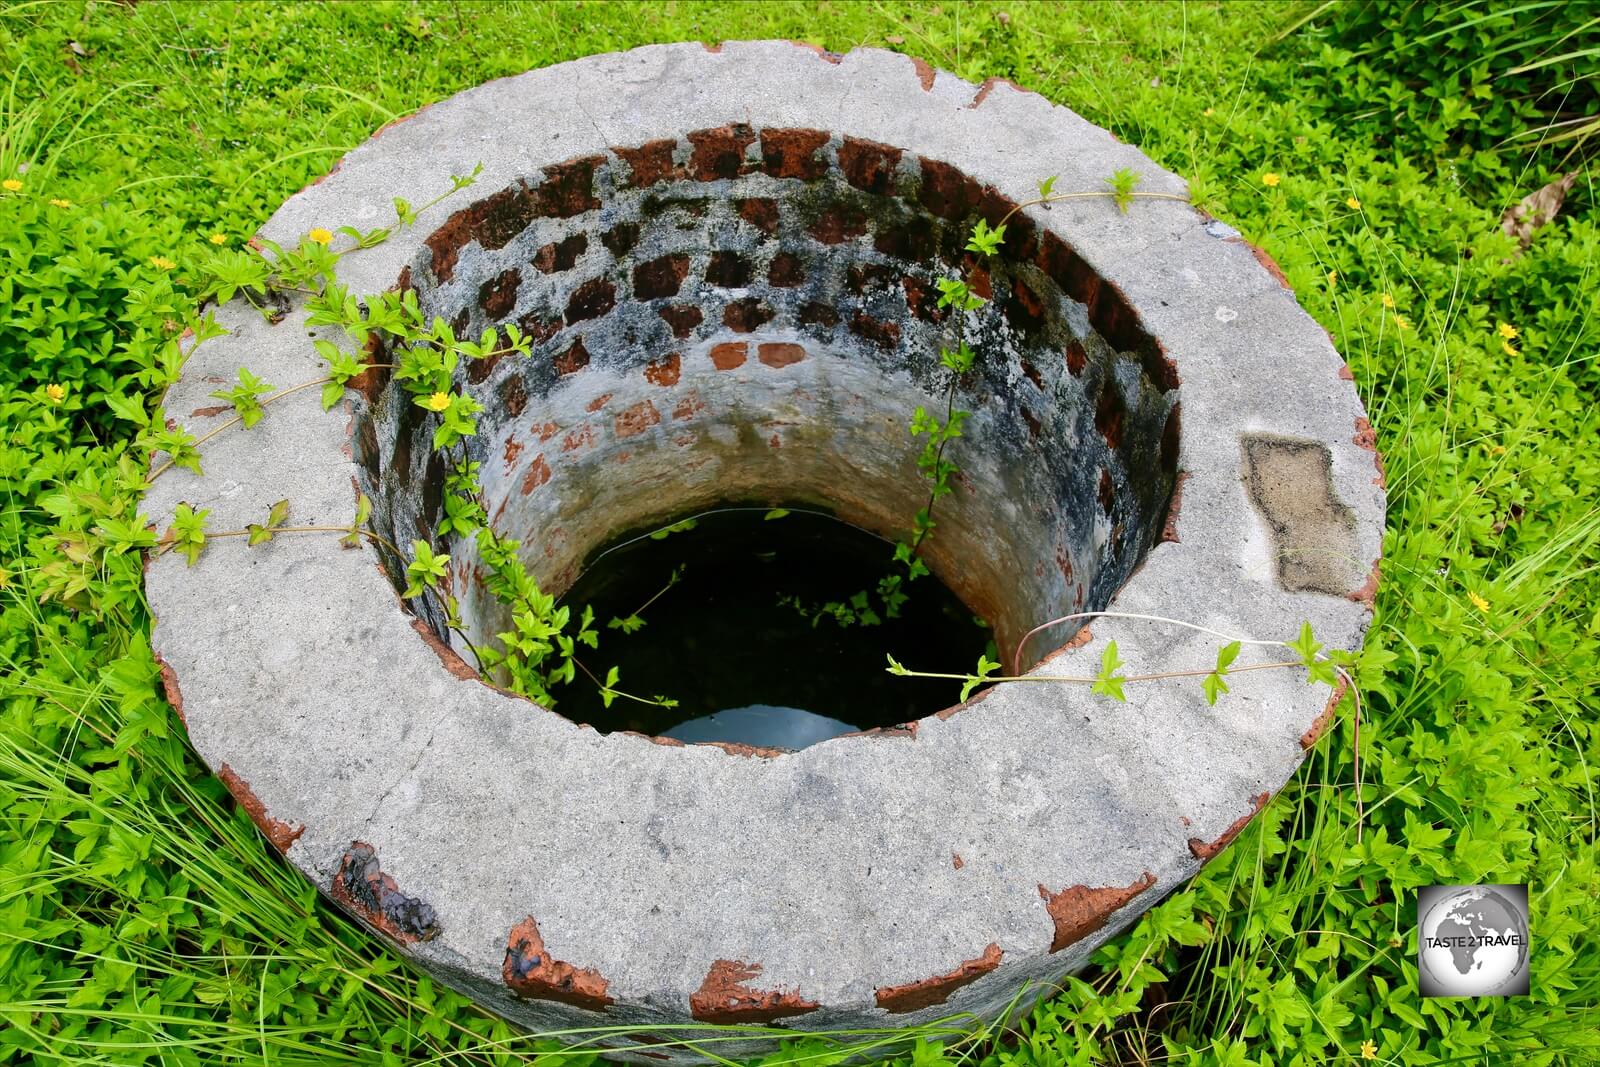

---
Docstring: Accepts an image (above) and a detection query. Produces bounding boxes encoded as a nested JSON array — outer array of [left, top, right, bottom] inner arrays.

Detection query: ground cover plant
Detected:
[[1, 1, 1596, 1064]]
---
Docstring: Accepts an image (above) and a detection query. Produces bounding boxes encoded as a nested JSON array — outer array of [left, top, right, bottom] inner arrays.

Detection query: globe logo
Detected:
[[1418, 884, 1530, 997]]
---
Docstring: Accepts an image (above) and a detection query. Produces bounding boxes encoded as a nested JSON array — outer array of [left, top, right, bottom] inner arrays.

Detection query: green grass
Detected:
[[1, 1, 1596, 1064]]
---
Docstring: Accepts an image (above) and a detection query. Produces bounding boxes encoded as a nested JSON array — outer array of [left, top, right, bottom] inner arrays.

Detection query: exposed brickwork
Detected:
[[686, 123, 756, 181], [1039, 872, 1155, 952], [723, 298, 775, 333], [768, 252, 805, 288], [760, 128, 830, 180], [218, 763, 305, 853], [331, 842, 441, 944], [533, 233, 587, 274], [504, 916, 614, 1011], [1188, 793, 1271, 861], [875, 943, 1002, 1013], [564, 278, 616, 323], [658, 304, 703, 338], [689, 960, 818, 1025], [615, 400, 661, 439], [736, 197, 779, 234], [757, 342, 806, 368], [554, 338, 590, 376], [644, 353, 681, 386], [614, 139, 683, 189], [365, 127, 1179, 698], [839, 137, 902, 194], [478, 267, 521, 319], [709, 342, 748, 370], [705, 250, 753, 288], [634, 254, 691, 300]]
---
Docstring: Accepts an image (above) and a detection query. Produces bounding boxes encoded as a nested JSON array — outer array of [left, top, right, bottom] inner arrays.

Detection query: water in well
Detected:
[[555, 508, 995, 748]]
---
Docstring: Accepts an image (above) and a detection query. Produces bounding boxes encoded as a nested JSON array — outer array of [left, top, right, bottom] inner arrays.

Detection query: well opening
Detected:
[[349, 125, 1183, 732]]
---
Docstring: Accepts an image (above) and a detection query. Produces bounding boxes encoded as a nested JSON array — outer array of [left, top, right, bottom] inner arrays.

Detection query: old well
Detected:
[[144, 42, 1384, 1063]]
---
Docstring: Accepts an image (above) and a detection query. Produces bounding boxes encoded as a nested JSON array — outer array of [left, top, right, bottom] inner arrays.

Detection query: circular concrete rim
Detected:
[[143, 41, 1384, 1059]]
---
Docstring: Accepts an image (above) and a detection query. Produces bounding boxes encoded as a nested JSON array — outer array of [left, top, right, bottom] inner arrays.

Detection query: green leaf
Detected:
[[342, 493, 373, 548], [1203, 640, 1243, 705], [1092, 640, 1128, 701], [403, 540, 449, 598], [1288, 622, 1338, 685], [1106, 167, 1142, 212], [167, 503, 210, 566], [764, 508, 790, 520], [960, 654, 1001, 701]]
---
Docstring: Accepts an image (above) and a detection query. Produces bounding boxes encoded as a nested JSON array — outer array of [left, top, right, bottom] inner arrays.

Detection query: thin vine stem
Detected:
[[896, 658, 1304, 686], [1013, 609, 1286, 675], [164, 524, 403, 559], [906, 186, 1191, 566]]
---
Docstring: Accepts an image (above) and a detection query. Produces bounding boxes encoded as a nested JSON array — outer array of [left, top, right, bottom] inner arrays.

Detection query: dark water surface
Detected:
[[554, 508, 994, 748]]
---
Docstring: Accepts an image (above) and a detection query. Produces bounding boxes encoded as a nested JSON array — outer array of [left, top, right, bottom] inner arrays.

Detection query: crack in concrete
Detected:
[[358, 704, 455, 832]]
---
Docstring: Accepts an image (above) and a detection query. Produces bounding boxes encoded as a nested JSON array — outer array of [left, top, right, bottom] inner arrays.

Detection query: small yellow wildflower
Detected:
[[1360, 1039, 1378, 1061], [424, 391, 451, 412], [1327, 270, 1338, 288], [1502, 339, 1519, 357], [1381, 292, 1395, 309], [50, 198, 72, 208], [45, 384, 66, 404], [149, 255, 177, 270], [209, 233, 227, 245], [1497, 322, 1518, 340], [1261, 172, 1281, 187], [1346, 196, 1361, 210], [1393, 314, 1411, 331], [308, 227, 333, 245], [0, 567, 10, 591], [1, 179, 21, 192], [1203, 107, 1215, 116], [1491, 445, 1506, 455], [1468, 591, 1490, 613]]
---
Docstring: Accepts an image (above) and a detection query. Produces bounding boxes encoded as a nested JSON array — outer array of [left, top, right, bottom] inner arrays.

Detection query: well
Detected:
[[144, 42, 1384, 1063]]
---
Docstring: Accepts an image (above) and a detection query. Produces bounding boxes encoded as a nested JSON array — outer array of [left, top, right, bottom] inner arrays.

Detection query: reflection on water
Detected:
[[661, 704, 860, 749]]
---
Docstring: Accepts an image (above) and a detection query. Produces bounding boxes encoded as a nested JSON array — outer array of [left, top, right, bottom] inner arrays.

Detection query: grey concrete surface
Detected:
[[142, 41, 1384, 1063]]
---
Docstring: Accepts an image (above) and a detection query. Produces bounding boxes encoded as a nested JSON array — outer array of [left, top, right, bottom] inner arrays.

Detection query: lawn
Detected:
[[1, 1, 1596, 1064]]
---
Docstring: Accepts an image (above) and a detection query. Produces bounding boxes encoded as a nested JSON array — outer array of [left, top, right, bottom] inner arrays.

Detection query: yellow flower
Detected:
[[1497, 322, 1518, 340], [1360, 1039, 1378, 1061], [424, 391, 451, 412], [1491, 444, 1506, 455], [308, 227, 333, 245], [149, 255, 177, 270], [1381, 292, 1395, 309], [1393, 314, 1411, 331], [1203, 107, 1215, 116], [1, 179, 21, 192], [0, 567, 10, 591], [50, 198, 72, 208], [1327, 270, 1338, 288], [1261, 172, 1281, 187], [1502, 339, 1519, 357], [209, 233, 227, 245], [45, 384, 66, 404], [1469, 591, 1490, 613], [1346, 196, 1361, 210]]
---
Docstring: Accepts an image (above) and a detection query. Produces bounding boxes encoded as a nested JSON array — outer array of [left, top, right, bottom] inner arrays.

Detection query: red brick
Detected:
[[710, 342, 747, 370], [758, 342, 806, 368], [759, 128, 830, 180]]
